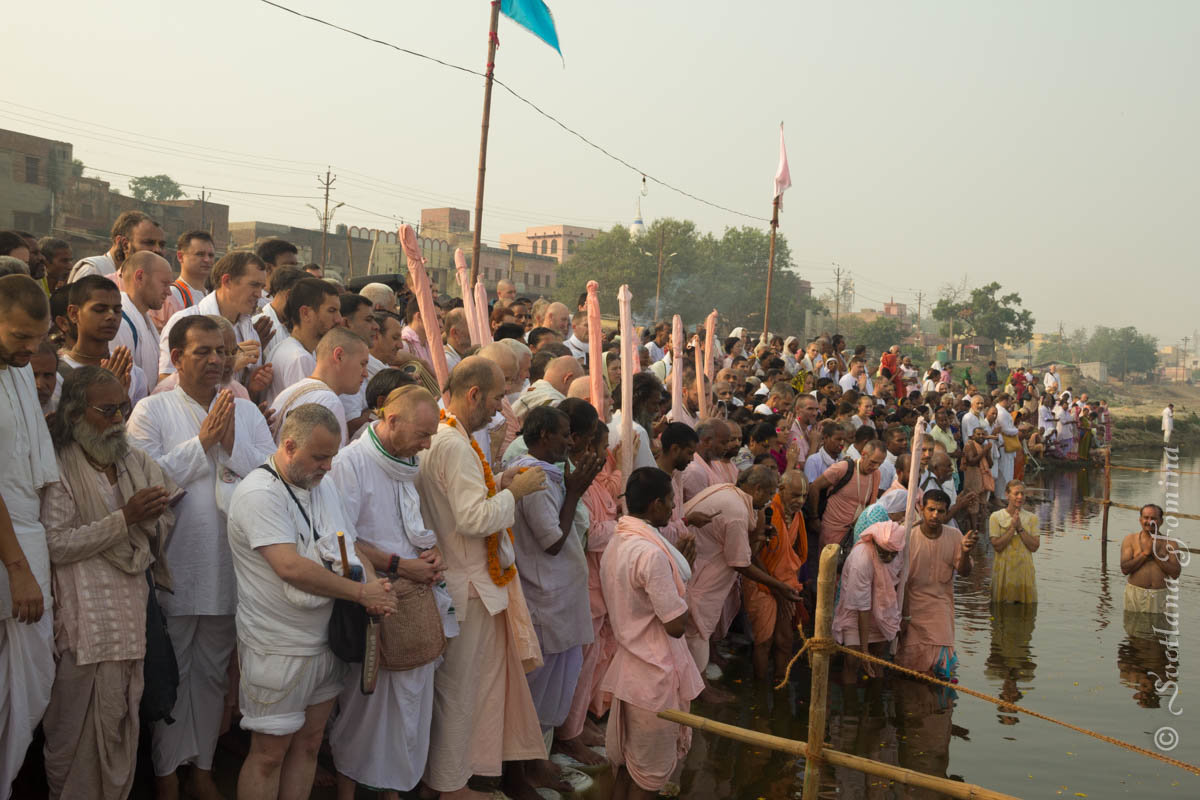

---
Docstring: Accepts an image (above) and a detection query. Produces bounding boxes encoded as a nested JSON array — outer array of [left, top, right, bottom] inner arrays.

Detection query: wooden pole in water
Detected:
[[659, 709, 1022, 800], [470, 0, 502, 287], [1102, 448, 1111, 544], [801, 543, 840, 800]]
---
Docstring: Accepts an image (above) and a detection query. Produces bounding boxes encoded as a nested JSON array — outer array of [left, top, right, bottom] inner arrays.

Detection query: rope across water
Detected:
[[774, 627, 1200, 777]]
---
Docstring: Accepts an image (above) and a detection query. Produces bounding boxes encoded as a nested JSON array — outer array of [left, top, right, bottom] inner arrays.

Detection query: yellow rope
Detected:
[[774, 628, 1200, 777]]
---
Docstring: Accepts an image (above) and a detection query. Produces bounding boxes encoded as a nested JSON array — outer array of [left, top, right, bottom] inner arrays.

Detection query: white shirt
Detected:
[[126, 386, 276, 616], [804, 448, 839, 483], [1038, 405, 1056, 436], [68, 252, 116, 282], [1163, 408, 1174, 433], [876, 451, 898, 492], [919, 471, 957, 505], [159, 293, 262, 377], [266, 335, 316, 407], [444, 345, 465, 372], [166, 279, 207, 312], [851, 414, 875, 431], [609, 410, 655, 473], [113, 291, 161, 392], [0, 365, 57, 617], [646, 341, 666, 364], [961, 410, 989, 442], [341, 354, 387, 421], [1044, 371, 1060, 395], [254, 303, 288, 364], [564, 334, 589, 364], [61, 354, 148, 409], [271, 378, 348, 446], [839, 373, 874, 396], [228, 464, 357, 654], [844, 444, 862, 462]]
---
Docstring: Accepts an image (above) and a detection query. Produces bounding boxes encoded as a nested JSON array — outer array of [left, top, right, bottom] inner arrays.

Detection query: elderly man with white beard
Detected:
[[40, 366, 176, 799], [326, 385, 458, 799], [228, 403, 398, 800]]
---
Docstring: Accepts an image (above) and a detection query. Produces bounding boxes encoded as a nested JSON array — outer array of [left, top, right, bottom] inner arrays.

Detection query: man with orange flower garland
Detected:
[[416, 356, 551, 800]]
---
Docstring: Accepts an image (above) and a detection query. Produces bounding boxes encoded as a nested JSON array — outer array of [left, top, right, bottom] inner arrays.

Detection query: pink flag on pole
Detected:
[[454, 248, 480, 346], [774, 122, 792, 210], [670, 315, 684, 421], [474, 280, 493, 346], [400, 225, 450, 399], [702, 309, 718, 382], [586, 281, 604, 416], [617, 285, 634, 488]]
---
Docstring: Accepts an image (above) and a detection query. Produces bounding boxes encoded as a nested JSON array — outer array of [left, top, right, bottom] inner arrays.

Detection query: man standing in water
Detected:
[[1120, 504, 1182, 637], [896, 490, 977, 678]]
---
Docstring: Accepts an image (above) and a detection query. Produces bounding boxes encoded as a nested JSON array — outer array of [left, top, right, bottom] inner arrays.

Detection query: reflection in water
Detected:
[[667, 455, 1196, 800], [985, 603, 1037, 725], [894, 680, 959, 800]]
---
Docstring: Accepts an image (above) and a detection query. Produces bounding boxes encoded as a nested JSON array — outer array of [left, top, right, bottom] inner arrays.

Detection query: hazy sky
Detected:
[[6, 1, 1196, 341]]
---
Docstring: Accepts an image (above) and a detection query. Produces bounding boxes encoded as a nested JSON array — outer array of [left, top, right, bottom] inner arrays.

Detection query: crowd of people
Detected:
[[0, 213, 1180, 800]]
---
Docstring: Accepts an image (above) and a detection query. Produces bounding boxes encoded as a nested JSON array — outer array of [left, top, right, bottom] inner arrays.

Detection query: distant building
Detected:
[[499, 223, 601, 264], [1, 126, 231, 269]]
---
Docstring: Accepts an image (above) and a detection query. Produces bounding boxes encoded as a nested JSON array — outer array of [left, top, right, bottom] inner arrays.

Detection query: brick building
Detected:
[[500, 223, 601, 264], [0, 128, 72, 234]]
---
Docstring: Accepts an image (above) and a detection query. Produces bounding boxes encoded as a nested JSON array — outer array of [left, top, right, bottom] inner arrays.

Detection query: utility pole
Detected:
[[318, 168, 336, 267], [1183, 336, 1191, 382], [915, 291, 924, 327], [655, 228, 665, 321], [200, 187, 208, 231], [833, 264, 843, 334]]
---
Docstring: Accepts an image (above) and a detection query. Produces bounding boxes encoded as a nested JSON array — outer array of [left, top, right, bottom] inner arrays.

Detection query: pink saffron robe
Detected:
[[896, 525, 964, 674]]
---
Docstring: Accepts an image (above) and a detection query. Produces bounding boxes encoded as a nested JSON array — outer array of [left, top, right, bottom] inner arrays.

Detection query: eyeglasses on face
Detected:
[[90, 402, 132, 420]]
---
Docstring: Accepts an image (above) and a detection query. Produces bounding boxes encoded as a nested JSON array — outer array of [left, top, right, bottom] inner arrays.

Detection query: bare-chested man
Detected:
[[1120, 504, 1182, 637]]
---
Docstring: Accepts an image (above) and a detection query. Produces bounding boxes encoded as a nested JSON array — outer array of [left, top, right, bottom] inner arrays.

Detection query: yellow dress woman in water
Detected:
[[989, 480, 1039, 603]]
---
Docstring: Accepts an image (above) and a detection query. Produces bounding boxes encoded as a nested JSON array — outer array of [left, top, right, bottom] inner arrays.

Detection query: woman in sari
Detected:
[[989, 480, 1039, 604]]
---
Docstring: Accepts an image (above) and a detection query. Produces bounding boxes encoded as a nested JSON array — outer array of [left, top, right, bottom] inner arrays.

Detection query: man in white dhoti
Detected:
[[416, 356, 552, 800], [126, 314, 276, 800], [229, 403, 397, 800], [269, 327, 370, 447], [265, 277, 342, 406], [113, 251, 173, 392], [1162, 404, 1174, 444], [0, 275, 58, 800], [993, 394, 1019, 501], [326, 384, 456, 798], [41, 366, 175, 800]]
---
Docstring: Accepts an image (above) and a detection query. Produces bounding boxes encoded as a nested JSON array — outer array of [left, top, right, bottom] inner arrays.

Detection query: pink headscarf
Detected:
[[855, 521, 907, 640]]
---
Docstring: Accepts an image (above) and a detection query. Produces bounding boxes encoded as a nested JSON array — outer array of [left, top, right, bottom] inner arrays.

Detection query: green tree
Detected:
[[1088, 326, 1157, 378], [857, 317, 908, 355], [128, 174, 184, 202], [554, 218, 819, 332], [71, 158, 85, 178], [933, 281, 1033, 350]]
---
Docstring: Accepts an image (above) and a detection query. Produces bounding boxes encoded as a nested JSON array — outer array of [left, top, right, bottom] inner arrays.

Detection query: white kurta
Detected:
[[0, 364, 58, 800], [157, 293, 262, 377], [270, 378, 348, 446], [68, 253, 117, 282], [994, 405, 1019, 497], [265, 335, 316, 407], [608, 411, 655, 473], [253, 303, 288, 364], [326, 428, 458, 792], [114, 291, 162, 392], [126, 387, 276, 617]]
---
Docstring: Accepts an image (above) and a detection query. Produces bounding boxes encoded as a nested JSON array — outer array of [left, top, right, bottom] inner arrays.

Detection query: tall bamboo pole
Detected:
[[658, 710, 1020, 800], [1102, 447, 1112, 544], [801, 543, 839, 800], [761, 195, 780, 344], [470, 0, 502, 287], [345, 227, 354, 280]]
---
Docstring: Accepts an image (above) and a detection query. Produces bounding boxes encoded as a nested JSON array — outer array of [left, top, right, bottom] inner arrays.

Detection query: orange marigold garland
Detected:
[[440, 409, 517, 586]]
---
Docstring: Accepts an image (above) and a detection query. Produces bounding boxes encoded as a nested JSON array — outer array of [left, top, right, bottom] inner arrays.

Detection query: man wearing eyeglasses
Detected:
[[127, 314, 275, 800], [40, 365, 176, 799]]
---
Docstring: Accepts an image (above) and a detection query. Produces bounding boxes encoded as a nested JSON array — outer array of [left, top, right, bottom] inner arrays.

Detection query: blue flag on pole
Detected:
[[500, 0, 562, 57]]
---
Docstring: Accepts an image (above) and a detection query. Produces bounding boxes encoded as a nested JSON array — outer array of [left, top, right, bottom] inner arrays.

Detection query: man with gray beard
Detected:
[[41, 365, 176, 799]]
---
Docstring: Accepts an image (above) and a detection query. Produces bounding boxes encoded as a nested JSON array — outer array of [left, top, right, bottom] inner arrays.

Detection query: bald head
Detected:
[[120, 249, 170, 279], [496, 278, 517, 302], [120, 251, 173, 311], [381, 384, 438, 420], [567, 376, 591, 400], [544, 354, 584, 394], [478, 341, 518, 388], [542, 302, 570, 336], [447, 355, 504, 399], [359, 282, 396, 311]]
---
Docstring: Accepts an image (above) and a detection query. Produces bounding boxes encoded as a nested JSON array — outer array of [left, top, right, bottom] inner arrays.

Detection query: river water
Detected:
[[675, 449, 1199, 799]]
